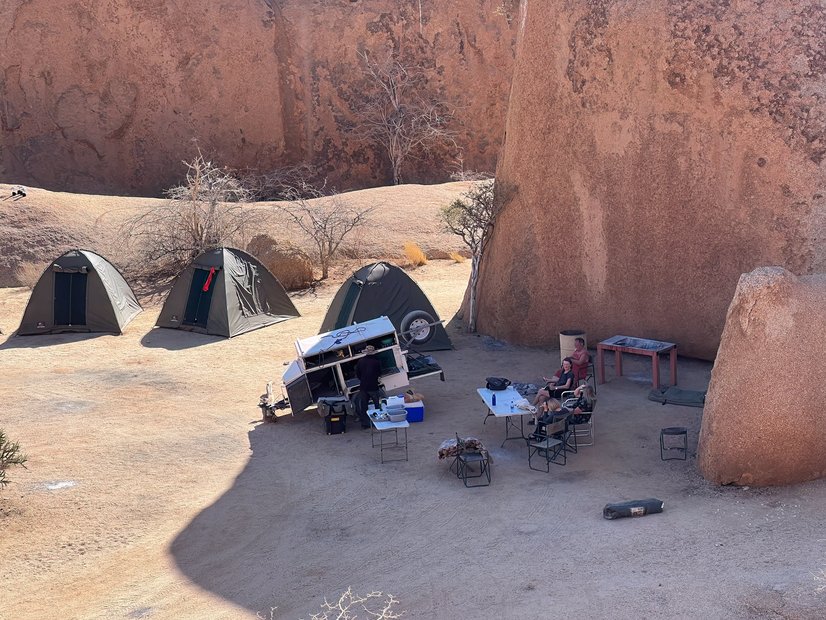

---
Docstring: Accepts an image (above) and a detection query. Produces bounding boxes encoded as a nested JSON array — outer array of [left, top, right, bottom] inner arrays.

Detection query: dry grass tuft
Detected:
[[403, 241, 427, 267], [448, 252, 467, 263], [247, 234, 314, 290]]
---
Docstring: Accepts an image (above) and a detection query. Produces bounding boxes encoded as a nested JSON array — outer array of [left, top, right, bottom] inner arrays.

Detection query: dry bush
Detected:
[[120, 153, 260, 275], [0, 429, 27, 489], [403, 241, 427, 266], [449, 251, 467, 263], [276, 192, 373, 280], [338, 227, 369, 261], [16, 261, 46, 289], [247, 234, 314, 290]]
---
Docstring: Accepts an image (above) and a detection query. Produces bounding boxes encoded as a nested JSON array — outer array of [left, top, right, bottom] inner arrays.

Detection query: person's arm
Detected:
[[571, 349, 588, 365], [543, 369, 563, 384]]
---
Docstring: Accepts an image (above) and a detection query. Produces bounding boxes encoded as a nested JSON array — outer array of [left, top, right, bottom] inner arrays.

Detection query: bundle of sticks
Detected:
[[437, 436, 487, 460]]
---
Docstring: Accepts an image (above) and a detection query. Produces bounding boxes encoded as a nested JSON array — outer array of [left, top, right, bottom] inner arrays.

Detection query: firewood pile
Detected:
[[438, 435, 488, 460]]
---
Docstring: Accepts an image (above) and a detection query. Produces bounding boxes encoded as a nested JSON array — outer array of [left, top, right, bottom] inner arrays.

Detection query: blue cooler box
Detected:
[[404, 400, 425, 423]]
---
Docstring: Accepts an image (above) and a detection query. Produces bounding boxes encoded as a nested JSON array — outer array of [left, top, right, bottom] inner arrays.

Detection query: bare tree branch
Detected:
[[439, 179, 515, 332], [352, 50, 457, 185], [118, 152, 264, 277], [276, 183, 374, 280]]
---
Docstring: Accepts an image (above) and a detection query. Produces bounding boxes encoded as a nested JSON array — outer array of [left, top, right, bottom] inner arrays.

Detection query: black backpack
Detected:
[[485, 377, 511, 391]]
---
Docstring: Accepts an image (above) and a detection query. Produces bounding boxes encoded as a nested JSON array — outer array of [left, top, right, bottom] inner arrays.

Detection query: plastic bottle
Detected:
[[491, 392, 497, 407]]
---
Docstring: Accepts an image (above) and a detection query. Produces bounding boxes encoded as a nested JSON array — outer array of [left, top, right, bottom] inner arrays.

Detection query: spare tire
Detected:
[[400, 310, 436, 345]]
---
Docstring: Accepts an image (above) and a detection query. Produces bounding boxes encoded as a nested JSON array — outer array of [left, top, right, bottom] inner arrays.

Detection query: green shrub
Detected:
[[0, 430, 27, 488]]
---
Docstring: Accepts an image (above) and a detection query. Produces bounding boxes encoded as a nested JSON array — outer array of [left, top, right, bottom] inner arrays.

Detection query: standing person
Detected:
[[570, 337, 590, 381], [355, 345, 383, 429]]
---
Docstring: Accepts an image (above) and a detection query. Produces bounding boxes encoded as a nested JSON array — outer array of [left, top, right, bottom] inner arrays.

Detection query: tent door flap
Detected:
[[54, 271, 87, 326], [183, 268, 216, 326]]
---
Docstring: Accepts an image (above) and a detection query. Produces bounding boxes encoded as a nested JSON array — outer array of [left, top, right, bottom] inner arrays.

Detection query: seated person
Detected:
[[567, 383, 596, 425], [530, 357, 575, 420], [569, 337, 591, 382], [528, 399, 570, 437]]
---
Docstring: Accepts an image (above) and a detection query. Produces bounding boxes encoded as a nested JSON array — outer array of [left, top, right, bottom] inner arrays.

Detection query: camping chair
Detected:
[[527, 414, 569, 472], [572, 359, 597, 395], [562, 392, 595, 447]]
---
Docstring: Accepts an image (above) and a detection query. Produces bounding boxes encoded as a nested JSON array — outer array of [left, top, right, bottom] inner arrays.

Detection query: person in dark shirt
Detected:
[[530, 357, 575, 422], [355, 345, 383, 428]]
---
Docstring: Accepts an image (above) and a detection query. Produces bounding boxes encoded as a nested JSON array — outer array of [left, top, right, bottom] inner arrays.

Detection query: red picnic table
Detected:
[[596, 335, 677, 389]]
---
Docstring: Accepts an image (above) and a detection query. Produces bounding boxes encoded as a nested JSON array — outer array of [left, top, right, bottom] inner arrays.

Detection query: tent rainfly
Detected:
[[18, 249, 142, 335], [319, 261, 452, 352], [155, 247, 299, 338]]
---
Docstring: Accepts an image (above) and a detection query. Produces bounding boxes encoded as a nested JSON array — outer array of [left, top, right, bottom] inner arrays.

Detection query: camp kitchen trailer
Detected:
[[279, 316, 443, 415]]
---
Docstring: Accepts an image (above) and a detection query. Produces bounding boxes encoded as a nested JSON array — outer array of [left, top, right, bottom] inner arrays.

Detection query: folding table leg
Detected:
[[652, 353, 660, 389]]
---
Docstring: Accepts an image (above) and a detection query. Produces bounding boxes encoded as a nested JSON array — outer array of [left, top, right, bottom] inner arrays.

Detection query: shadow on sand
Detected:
[[0, 330, 115, 350], [140, 327, 226, 350], [170, 414, 383, 616]]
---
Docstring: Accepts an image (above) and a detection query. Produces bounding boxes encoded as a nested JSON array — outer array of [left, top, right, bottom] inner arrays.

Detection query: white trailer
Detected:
[[279, 316, 443, 415]]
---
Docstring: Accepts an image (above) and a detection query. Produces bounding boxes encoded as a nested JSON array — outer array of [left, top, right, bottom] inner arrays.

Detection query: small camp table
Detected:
[[477, 387, 531, 448], [368, 409, 409, 463], [597, 335, 677, 389]]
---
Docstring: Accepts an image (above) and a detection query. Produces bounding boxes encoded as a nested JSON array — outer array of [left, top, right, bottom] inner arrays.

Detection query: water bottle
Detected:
[[491, 392, 497, 407]]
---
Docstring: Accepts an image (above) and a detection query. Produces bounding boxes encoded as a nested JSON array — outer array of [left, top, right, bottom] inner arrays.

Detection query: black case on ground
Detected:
[[325, 413, 347, 435], [603, 498, 664, 519]]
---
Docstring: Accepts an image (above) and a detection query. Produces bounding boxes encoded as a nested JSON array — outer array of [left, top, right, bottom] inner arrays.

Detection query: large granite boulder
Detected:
[[0, 1, 517, 195], [475, 0, 825, 359], [698, 267, 826, 486]]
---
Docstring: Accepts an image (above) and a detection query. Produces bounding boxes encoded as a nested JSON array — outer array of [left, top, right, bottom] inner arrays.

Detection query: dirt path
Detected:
[[2, 261, 825, 619]]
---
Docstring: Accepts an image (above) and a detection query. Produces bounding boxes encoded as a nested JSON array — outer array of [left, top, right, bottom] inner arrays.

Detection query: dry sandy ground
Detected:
[[2, 257, 826, 616]]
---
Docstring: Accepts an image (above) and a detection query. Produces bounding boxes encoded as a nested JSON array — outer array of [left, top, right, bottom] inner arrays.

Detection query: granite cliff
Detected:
[[0, 0, 517, 195], [476, 0, 825, 359]]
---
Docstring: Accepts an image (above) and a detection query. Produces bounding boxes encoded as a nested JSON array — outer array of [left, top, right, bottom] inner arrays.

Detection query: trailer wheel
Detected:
[[400, 310, 435, 345]]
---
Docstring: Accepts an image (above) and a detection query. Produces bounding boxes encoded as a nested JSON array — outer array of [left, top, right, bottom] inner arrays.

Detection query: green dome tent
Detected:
[[319, 261, 452, 352], [18, 249, 142, 335], [155, 247, 299, 338]]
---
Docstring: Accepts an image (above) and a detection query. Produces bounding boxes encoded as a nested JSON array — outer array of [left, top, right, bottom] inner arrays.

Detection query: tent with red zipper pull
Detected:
[[155, 247, 299, 338]]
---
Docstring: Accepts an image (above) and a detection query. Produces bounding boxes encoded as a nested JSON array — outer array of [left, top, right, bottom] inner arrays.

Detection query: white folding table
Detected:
[[369, 411, 409, 463], [476, 387, 531, 447]]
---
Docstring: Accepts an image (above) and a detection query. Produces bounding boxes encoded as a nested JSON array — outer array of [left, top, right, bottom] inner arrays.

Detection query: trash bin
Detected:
[[559, 330, 587, 365]]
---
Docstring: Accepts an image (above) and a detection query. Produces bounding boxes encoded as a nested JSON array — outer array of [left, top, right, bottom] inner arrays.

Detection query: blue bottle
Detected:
[[491, 392, 497, 407]]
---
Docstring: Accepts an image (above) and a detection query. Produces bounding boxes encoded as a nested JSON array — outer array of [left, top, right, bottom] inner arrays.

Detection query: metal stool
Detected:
[[456, 451, 491, 487], [660, 427, 687, 460]]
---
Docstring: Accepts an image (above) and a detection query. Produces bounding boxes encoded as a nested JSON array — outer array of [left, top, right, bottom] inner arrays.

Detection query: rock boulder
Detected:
[[698, 267, 826, 486], [476, 0, 825, 359]]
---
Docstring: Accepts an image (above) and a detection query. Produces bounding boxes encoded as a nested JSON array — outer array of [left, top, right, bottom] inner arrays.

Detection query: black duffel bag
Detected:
[[485, 377, 511, 391], [603, 498, 664, 520]]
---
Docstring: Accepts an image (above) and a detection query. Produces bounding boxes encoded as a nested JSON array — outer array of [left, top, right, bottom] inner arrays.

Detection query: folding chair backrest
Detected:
[[543, 417, 567, 437]]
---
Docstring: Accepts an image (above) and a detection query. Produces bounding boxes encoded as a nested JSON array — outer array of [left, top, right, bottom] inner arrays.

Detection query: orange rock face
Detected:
[[477, 1, 825, 359], [0, 1, 517, 195], [698, 268, 826, 486]]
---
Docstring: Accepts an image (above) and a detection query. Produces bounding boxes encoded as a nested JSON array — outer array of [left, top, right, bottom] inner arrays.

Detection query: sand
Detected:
[[2, 257, 826, 619]]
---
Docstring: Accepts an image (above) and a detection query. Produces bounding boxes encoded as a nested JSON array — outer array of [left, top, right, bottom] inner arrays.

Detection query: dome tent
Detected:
[[18, 249, 142, 335], [320, 261, 452, 352], [155, 247, 299, 338]]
